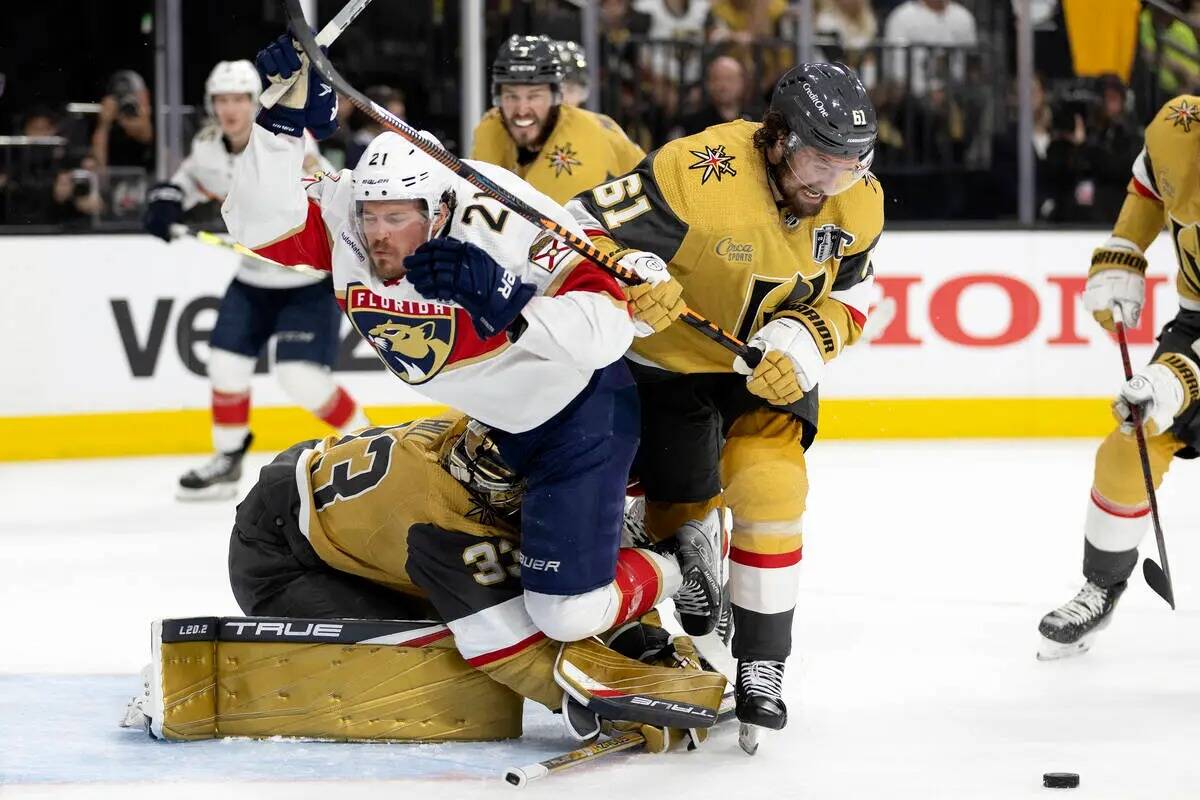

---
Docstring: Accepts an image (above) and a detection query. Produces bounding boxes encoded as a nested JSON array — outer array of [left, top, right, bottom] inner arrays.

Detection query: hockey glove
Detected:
[[616, 250, 686, 336], [733, 317, 825, 405], [1113, 353, 1200, 436], [404, 237, 536, 338], [1084, 240, 1147, 331], [254, 34, 339, 140], [143, 182, 185, 242]]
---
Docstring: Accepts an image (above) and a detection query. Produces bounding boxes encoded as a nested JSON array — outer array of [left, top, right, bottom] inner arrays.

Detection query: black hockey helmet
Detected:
[[554, 40, 588, 88], [770, 62, 876, 160], [492, 35, 564, 100]]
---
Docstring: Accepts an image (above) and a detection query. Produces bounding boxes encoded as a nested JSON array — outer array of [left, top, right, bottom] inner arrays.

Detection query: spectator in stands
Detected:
[[1041, 103, 1095, 222], [815, 0, 879, 87], [599, 0, 654, 145], [21, 108, 59, 138], [668, 54, 748, 138], [637, 0, 711, 88], [345, 86, 406, 170], [706, 0, 793, 98], [882, 0, 977, 97], [90, 70, 154, 172], [1086, 74, 1141, 221], [1139, 0, 1200, 96]]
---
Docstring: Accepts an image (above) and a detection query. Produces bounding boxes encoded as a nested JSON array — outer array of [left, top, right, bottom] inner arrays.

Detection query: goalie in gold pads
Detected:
[[568, 63, 883, 746], [470, 35, 645, 205], [135, 413, 725, 746], [1037, 94, 1200, 661]]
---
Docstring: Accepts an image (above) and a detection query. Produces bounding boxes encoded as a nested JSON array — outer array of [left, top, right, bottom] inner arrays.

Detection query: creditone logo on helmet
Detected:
[[346, 283, 455, 385], [802, 83, 829, 118]]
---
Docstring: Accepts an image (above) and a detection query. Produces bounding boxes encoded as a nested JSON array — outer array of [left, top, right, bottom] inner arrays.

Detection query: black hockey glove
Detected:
[[143, 182, 185, 242]]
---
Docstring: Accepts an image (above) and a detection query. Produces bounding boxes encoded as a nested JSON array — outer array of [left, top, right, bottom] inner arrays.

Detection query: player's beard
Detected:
[[503, 106, 558, 152], [771, 160, 827, 219]]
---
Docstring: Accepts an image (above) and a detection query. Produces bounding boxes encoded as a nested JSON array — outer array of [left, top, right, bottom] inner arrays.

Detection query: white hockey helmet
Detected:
[[204, 60, 261, 115], [351, 130, 457, 242]]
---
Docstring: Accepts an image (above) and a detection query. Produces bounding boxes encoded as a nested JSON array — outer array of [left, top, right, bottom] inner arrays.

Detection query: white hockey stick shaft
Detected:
[[259, 0, 375, 109]]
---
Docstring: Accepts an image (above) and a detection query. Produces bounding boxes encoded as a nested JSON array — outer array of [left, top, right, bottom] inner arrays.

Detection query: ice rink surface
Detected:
[[2, 439, 1197, 799]]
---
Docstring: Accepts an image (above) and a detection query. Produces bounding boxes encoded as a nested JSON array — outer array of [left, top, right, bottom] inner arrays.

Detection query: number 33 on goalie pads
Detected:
[[127, 616, 524, 742]]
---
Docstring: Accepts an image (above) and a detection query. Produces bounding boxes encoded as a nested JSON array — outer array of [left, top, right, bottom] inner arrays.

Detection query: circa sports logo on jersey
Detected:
[[546, 143, 582, 177], [688, 144, 737, 184], [345, 282, 455, 385], [812, 224, 856, 264]]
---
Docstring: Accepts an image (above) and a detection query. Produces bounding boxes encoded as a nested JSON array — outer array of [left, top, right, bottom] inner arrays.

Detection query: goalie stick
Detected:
[[259, 0, 376, 109], [503, 692, 737, 787], [279, 0, 762, 368], [1112, 305, 1174, 609]]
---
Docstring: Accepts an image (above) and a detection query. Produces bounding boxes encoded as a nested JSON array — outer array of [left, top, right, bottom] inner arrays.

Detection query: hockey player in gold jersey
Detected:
[[1038, 95, 1200, 660], [224, 413, 726, 745], [470, 35, 645, 205], [569, 63, 882, 748]]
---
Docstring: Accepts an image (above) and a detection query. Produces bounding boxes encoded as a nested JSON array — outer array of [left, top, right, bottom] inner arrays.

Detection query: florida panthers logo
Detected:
[[346, 283, 455, 385]]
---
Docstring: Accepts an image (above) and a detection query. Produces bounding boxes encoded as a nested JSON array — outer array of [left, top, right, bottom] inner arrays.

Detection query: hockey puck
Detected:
[[1043, 772, 1079, 789]]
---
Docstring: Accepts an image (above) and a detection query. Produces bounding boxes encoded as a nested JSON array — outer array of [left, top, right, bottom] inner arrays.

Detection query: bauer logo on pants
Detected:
[[346, 283, 454, 385]]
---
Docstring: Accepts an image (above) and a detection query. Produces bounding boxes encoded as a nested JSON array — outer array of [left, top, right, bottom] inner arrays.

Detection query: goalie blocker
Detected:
[[135, 615, 524, 742]]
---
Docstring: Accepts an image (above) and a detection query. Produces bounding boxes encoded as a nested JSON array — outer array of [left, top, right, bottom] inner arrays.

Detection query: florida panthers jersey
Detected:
[[223, 124, 633, 433], [173, 123, 329, 289]]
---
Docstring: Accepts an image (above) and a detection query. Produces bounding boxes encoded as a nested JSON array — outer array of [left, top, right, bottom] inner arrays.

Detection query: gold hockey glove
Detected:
[[626, 279, 686, 335]]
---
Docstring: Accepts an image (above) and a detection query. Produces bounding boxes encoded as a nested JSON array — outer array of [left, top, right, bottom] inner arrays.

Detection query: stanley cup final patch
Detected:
[[812, 224, 855, 264], [346, 283, 455, 385]]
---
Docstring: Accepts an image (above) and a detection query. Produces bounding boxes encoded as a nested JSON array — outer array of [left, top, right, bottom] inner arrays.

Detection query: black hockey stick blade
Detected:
[[1143, 558, 1175, 609]]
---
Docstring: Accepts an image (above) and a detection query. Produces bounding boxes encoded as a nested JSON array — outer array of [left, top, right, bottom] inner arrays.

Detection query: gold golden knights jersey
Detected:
[[1113, 95, 1200, 310], [294, 414, 519, 595], [568, 120, 884, 374], [470, 105, 646, 205]]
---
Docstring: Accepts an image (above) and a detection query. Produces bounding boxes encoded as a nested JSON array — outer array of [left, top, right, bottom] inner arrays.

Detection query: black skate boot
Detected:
[[672, 511, 723, 636], [735, 659, 787, 755], [176, 433, 253, 501], [1037, 580, 1127, 661]]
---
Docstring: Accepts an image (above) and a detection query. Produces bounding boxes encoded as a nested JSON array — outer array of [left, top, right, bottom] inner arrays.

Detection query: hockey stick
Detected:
[[279, 0, 761, 367], [1112, 305, 1175, 609], [169, 224, 329, 278], [259, 0, 376, 109], [503, 693, 737, 787]]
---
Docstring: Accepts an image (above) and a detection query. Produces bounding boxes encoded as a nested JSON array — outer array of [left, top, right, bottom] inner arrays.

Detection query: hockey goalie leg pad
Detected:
[[147, 616, 523, 742], [553, 638, 727, 730]]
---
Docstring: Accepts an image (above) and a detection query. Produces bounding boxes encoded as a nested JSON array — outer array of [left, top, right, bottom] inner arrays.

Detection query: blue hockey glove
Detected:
[[404, 238, 536, 338], [254, 34, 338, 140], [143, 182, 184, 242]]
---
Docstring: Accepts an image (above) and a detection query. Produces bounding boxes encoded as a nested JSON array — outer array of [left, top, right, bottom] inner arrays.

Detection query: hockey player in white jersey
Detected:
[[143, 58, 367, 500], [222, 34, 721, 653]]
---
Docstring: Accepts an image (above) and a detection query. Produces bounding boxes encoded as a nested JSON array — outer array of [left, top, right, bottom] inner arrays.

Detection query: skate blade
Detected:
[[1036, 634, 1092, 661], [176, 483, 239, 502], [738, 722, 761, 756]]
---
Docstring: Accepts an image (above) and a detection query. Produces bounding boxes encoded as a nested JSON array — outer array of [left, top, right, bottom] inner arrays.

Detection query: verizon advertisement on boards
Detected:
[[0, 230, 1175, 419]]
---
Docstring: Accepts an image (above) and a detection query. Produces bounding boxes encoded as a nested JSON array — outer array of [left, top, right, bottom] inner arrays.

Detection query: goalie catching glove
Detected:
[[1113, 353, 1200, 436], [733, 316, 825, 405], [1084, 239, 1147, 331], [616, 250, 686, 336]]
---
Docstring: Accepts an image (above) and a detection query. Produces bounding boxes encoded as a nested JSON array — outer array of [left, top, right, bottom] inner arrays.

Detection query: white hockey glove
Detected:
[[733, 317, 824, 405], [1113, 354, 1200, 436], [617, 250, 686, 337], [1084, 240, 1147, 331]]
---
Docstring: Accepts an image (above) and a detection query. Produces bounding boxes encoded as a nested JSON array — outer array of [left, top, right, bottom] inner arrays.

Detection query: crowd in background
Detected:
[[3, 0, 1200, 228]]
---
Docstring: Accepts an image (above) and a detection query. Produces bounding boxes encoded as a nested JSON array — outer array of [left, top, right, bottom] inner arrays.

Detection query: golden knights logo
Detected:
[[1167, 99, 1200, 133], [812, 224, 855, 264], [688, 144, 737, 184], [546, 144, 582, 177], [346, 283, 455, 385]]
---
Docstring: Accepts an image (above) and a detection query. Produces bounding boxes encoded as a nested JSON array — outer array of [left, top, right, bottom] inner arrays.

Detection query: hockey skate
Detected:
[[176, 433, 253, 501], [672, 510, 724, 636], [1037, 580, 1127, 661], [735, 659, 787, 755]]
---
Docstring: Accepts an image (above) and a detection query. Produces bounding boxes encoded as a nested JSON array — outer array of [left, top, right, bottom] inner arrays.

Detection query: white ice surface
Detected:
[[1, 441, 1197, 798]]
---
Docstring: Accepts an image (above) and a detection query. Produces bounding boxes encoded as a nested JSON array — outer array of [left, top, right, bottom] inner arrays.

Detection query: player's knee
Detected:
[[524, 587, 614, 642], [722, 453, 808, 526], [1093, 427, 1178, 506], [207, 348, 256, 393], [275, 360, 338, 410]]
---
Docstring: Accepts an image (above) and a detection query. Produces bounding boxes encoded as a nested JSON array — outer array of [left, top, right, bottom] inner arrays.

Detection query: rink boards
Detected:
[[0, 229, 1177, 459]]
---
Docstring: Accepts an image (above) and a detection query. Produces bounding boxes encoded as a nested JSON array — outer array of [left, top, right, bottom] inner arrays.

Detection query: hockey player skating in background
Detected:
[[1038, 95, 1200, 660], [143, 59, 367, 500], [225, 413, 727, 747], [223, 35, 722, 662], [570, 63, 883, 747], [470, 35, 645, 205], [554, 40, 590, 108]]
